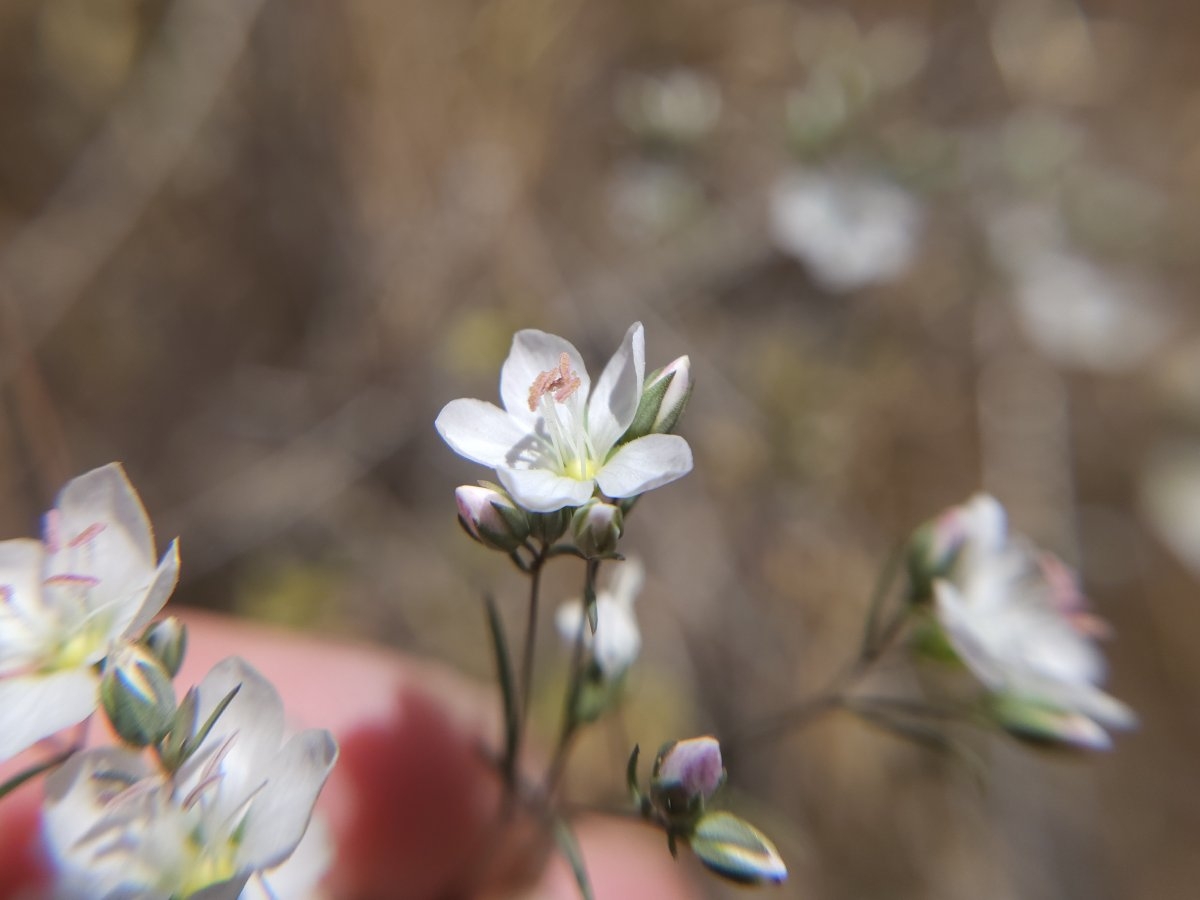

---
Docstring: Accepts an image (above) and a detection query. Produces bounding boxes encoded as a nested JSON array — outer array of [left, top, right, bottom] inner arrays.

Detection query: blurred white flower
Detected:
[[44, 657, 338, 900], [0, 463, 179, 762], [768, 170, 922, 292], [435, 323, 693, 513], [555, 558, 644, 678], [932, 494, 1135, 748], [985, 205, 1171, 373]]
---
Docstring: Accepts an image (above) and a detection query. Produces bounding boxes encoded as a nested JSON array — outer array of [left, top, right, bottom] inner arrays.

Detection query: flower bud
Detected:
[[689, 811, 788, 885], [100, 644, 177, 748], [906, 508, 966, 603], [989, 695, 1112, 752], [529, 506, 572, 545], [620, 356, 693, 442], [140, 616, 187, 678], [456, 485, 530, 553], [571, 501, 624, 557], [651, 736, 725, 822]]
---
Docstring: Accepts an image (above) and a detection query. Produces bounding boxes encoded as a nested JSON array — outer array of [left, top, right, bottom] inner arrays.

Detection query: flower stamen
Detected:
[[527, 353, 581, 411]]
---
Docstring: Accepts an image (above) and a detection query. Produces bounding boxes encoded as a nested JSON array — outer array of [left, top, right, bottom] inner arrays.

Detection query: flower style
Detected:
[[44, 657, 338, 899], [0, 463, 179, 762], [435, 323, 693, 513], [555, 558, 644, 679], [931, 494, 1135, 748]]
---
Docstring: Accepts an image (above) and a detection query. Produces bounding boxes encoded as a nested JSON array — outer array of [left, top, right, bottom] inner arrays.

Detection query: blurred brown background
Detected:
[[1, 1, 1198, 898]]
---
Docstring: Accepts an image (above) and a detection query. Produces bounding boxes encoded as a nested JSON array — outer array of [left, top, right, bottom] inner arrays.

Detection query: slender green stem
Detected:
[[517, 550, 546, 739]]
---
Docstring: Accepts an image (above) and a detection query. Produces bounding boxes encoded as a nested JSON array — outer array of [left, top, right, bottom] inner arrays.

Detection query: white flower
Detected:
[[768, 169, 922, 293], [44, 657, 338, 900], [555, 558, 644, 678], [0, 463, 179, 762], [435, 323, 693, 513], [932, 494, 1135, 746]]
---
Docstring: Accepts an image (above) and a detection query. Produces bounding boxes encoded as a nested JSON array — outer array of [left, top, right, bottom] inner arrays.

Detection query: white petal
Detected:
[[122, 539, 182, 637], [0, 668, 98, 762], [187, 658, 286, 820], [0, 539, 48, 672], [499, 329, 591, 427], [608, 557, 645, 608], [594, 434, 693, 498], [933, 581, 1007, 689], [237, 729, 338, 869], [498, 467, 596, 513], [239, 815, 333, 900], [587, 323, 645, 455], [435, 399, 532, 468], [43, 746, 156, 896], [53, 463, 156, 568]]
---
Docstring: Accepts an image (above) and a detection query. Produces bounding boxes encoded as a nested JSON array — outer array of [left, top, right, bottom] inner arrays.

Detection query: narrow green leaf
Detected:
[[553, 817, 595, 900], [626, 743, 642, 806], [584, 574, 598, 634], [484, 593, 519, 788], [181, 684, 241, 761], [0, 747, 75, 800]]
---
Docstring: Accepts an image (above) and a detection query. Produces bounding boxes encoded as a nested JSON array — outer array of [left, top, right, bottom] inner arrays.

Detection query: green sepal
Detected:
[[619, 367, 676, 444]]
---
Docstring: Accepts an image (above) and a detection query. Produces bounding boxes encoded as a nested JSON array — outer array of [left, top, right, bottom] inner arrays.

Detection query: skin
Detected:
[[0, 612, 697, 900]]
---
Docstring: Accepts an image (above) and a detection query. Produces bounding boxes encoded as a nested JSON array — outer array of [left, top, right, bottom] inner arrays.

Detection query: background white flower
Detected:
[[44, 656, 338, 900], [932, 494, 1135, 744], [555, 557, 644, 678], [0, 463, 179, 762], [769, 169, 923, 293], [435, 323, 693, 513]]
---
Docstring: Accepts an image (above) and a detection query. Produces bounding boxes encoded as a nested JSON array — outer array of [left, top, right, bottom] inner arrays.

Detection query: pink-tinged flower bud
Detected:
[[571, 500, 624, 557], [651, 735, 725, 822], [456, 485, 530, 553], [620, 356, 694, 442]]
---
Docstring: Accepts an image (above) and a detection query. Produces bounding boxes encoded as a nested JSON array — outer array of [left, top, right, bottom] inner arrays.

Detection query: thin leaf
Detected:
[[553, 817, 595, 900], [181, 684, 241, 761], [626, 743, 642, 806], [0, 747, 75, 800], [485, 593, 519, 789]]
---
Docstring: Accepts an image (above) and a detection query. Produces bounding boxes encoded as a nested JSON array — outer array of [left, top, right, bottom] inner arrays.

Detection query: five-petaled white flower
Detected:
[[44, 657, 338, 900], [435, 323, 693, 513], [0, 463, 179, 762], [932, 494, 1135, 748], [555, 558, 644, 678]]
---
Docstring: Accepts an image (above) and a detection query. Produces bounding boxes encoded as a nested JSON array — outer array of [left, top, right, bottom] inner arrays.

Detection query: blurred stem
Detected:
[[729, 600, 913, 752], [545, 558, 600, 796], [859, 541, 905, 661], [514, 545, 547, 774]]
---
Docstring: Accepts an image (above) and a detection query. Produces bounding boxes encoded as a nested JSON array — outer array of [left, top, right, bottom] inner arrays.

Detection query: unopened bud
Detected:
[[651, 736, 725, 823], [140, 616, 187, 678], [989, 695, 1112, 752], [529, 507, 572, 545], [456, 484, 530, 553], [620, 356, 693, 442], [571, 501, 624, 557], [100, 644, 177, 748], [689, 811, 788, 885]]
